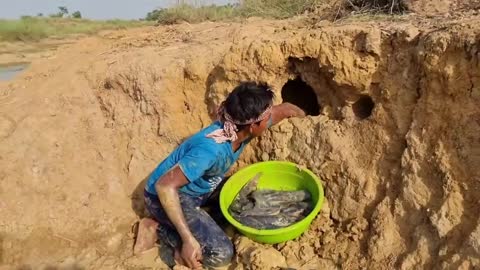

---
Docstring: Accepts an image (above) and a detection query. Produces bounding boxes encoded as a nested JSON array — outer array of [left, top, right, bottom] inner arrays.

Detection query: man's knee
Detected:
[[203, 237, 234, 267]]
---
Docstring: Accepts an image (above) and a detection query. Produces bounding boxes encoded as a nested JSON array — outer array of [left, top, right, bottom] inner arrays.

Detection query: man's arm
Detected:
[[155, 166, 202, 269], [270, 102, 306, 126], [155, 166, 193, 242]]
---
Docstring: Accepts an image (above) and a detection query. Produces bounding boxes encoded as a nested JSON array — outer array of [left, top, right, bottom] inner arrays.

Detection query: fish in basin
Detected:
[[230, 212, 300, 229], [251, 189, 311, 208], [229, 172, 261, 213], [228, 173, 313, 229]]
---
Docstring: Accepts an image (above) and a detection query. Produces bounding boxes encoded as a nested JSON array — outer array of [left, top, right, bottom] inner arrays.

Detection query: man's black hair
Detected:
[[224, 81, 275, 130]]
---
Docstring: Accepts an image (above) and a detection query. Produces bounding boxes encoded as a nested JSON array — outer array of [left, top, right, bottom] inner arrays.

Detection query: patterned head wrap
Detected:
[[206, 102, 272, 143]]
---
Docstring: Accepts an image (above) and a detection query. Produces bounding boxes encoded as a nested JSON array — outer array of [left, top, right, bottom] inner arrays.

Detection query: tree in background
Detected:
[[58, 6, 69, 16], [37, 13, 44, 17], [50, 6, 69, 18], [72, 11, 82, 19], [145, 9, 167, 21]]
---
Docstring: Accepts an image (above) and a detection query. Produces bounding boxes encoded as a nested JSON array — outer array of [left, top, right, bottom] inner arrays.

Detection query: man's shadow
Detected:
[[130, 176, 149, 218], [130, 125, 219, 219]]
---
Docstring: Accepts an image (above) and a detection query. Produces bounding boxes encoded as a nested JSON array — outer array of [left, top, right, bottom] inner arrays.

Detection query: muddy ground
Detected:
[[0, 12, 479, 270]]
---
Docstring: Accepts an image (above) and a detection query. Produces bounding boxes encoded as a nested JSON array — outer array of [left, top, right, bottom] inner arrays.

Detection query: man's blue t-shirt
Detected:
[[145, 121, 250, 197]]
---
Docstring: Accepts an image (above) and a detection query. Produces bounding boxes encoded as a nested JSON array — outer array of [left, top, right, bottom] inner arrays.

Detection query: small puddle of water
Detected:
[[0, 63, 29, 81]]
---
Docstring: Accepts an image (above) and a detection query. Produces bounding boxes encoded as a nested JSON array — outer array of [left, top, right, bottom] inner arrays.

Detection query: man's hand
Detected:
[[271, 102, 306, 126], [283, 102, 307, 118], [181, 236, 203, 269]]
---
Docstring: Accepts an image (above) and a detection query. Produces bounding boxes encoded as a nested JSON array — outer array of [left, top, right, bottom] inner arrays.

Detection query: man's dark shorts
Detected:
[[144, 190, 234, 268]]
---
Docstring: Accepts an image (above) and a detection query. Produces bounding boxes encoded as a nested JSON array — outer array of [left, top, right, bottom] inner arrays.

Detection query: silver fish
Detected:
[[238, 205, 282, 217], [229, 172, 262, 214], [228, 174, 313, 229], [252, 189, 311, 208], [280, 201, 311, 217]]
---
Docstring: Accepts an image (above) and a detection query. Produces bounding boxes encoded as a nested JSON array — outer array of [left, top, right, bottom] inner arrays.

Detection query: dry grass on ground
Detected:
[[0, 17, 151, 42]]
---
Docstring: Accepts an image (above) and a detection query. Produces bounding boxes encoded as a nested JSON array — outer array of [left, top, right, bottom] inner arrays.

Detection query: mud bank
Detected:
[[0, 17, 479, 269]]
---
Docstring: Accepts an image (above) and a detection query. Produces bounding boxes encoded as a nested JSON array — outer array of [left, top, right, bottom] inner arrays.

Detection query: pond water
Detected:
[[0, 63, 29, 81]]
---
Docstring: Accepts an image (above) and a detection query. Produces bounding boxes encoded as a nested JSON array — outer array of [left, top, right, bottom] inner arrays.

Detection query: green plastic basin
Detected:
[[219, 161, 324, 244]]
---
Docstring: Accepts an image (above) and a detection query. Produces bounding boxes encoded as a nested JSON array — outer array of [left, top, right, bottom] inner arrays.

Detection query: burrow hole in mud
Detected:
[[352, 95, 375, 120], [281, 76, 321, 116]]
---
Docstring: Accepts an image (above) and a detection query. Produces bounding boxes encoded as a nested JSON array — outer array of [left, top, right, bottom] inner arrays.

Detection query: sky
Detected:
[[0, 0, 235, 20]]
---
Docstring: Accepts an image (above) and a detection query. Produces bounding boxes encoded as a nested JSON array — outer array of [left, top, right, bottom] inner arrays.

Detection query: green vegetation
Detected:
[[0, 0, 404, 42], [49, 6, 83, 19], [145, 0, 323, 24], [0, 5, 151, 42], [0, 17, 150, 42], [50, 6, 69, 18], [145, 0, 406, 24], [71, 11, 82, 19], [240, 0, 321, 19], [146, 4, 238, 24]]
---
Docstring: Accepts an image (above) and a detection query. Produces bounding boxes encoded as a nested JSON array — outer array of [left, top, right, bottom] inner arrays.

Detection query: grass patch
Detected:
[[147, 4, 239, 24], [0, 17, 151, 42], [146, 4, 239, 24], [146, 0, 324, 24], [240, 0, 322, 19]]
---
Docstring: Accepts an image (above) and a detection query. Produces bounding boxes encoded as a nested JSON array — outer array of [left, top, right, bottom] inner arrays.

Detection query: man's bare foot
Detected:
[[133, 218, 159, 255]]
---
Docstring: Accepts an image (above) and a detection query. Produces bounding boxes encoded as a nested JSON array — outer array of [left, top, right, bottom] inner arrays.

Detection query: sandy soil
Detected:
[[0, 13, 479, 270]]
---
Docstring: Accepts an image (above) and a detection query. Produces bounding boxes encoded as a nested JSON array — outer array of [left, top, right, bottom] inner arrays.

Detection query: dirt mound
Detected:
[[1, 15, 479, 269]]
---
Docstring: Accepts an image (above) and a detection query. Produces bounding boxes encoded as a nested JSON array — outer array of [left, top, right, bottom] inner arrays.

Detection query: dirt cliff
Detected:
[[0, 15, 479, 270]]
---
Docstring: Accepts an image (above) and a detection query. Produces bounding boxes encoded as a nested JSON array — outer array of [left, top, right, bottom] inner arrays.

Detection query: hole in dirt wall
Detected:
[[281, 76, 321, 116], [287, 56, 375, 121], [352, 95, 375, 120]]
